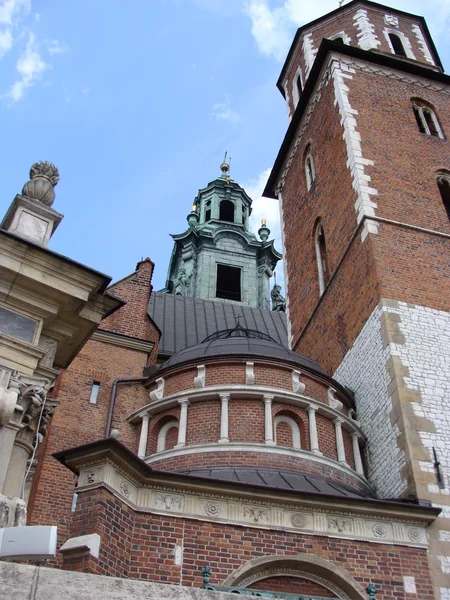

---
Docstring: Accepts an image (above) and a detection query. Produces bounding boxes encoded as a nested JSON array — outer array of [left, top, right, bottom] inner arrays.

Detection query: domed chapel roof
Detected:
[[158, 323, 325, 375]]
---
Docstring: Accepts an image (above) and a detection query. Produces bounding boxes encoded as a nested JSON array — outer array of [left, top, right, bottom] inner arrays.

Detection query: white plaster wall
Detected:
[[334, 303, 407, 498]]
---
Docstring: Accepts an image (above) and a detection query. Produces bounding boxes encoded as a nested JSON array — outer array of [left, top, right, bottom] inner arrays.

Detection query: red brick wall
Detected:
[[272, 404, 310, 450], [249, 576, 336, 597], [283, 4, 437, 116], [228, 399, 265, 443], [284, 63, 450, 373], [66, 486, 435, 599], [186, 400, 221, 445]]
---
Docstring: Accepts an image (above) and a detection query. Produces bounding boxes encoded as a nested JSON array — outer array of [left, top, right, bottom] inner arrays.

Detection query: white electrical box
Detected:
[[0, 525, 57, 560]]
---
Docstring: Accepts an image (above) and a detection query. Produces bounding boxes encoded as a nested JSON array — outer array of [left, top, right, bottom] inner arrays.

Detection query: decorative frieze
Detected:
[[75, 461, 429, 549]]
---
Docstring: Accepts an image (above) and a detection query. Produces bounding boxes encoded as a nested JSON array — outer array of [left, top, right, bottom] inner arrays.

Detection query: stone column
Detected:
[[263, 395, 275, 446], [138, 413, 150, 459], [333, 418, 347, 465], [218, 393, 230, 444], [175, 398, 189, 448], [351, 432, 364, 476], [307, 406, 322, 455]]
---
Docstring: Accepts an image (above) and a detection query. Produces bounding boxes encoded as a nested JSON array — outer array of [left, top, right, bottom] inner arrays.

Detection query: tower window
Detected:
[[205, 200, 211, 221], [314, 220, 329, 296], [412, 101, 444, 138], [89, 381, 100, 404], [304, 146, 315, 191], [216, 264, 241, 301], [388, 33, 407, 57], [219, 200, 235, 222], [436, 171, 450, 220], [296, 74, 302, 96]]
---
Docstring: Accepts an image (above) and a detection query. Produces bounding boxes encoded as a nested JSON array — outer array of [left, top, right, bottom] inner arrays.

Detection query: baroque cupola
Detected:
[[160, 160, 281, 309]]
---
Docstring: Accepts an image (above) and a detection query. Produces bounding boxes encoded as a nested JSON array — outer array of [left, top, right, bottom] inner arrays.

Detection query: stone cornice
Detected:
[[54, 439, 438, 550], [91, 329, 155, 353]]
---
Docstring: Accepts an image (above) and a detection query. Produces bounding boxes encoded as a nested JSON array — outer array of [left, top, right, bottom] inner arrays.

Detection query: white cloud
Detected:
[[8, 31, 47, 102], [212, 94, 240, 123], [0, 27, 12, 58], [0, 0, 31, 25], [47, 39, 69, 55], [246, 167, 285, 291], [243, 0, 450, 61], [0, 0, 30, 59]]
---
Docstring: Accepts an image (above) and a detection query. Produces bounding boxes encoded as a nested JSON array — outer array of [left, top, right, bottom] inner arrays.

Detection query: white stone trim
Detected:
[[274, 414, 301, 449], [194, 365, 206, 388], [302, 33, 317, 77], [329, 31, 351, 45], [149, 377, 165, 401], [411, 24, 434, 65], [292, 370, 305, 394], [245, 362, 255, 385], [131, 384, 364, 439], [263, 394, 275, 446], [157, 419, 178, 453], [76, 462, 428, 549], [175, 398, 189, 448], [60, 533, 101, 559], [331, 59, 379, 241], [353, 9, 381, 51], [218, 393, 230, 443], [333, 418, 348, 466], [307, 405, 322, 455], [138, 413, 150, 458], [384, 28, 415, 60]]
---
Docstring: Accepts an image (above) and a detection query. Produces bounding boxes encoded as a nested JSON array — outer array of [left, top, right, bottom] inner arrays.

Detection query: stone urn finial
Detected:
[[22, 161, 60, 207]]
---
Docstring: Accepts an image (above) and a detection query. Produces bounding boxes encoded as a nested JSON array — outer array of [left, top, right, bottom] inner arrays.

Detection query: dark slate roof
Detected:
[[174, 467, 372, 499], [148, 292, 289, 357]]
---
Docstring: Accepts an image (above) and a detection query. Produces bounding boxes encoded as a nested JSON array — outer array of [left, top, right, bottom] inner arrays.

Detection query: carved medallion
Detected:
[[120, 481, 131, 498], [290, 513, 306, 528], [384, 14, 399, 27], [155, 493, 183, 511], [244, 506, 269, 523], [408, 528, 421, 542], [372, 523, 387, 538], [205, 502, 221, 517]]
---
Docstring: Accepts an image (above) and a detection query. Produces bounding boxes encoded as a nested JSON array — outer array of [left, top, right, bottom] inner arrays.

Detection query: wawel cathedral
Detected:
[[0, 2, 449, 599]]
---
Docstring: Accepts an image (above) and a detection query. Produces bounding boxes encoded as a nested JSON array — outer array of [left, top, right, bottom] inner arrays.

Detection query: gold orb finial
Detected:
[[220, 151, 230, 174]]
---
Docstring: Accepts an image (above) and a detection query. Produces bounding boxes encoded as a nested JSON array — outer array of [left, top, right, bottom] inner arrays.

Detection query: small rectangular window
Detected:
[[89, 381, 100, 404], [0, 305, 38, 343], [216, 264, 241, 301]]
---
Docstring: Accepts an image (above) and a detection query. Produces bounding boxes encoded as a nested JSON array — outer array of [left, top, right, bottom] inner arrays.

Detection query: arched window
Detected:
[[219, 200, 235, 222], [157, 419, 179, 452], [274, 415, 301, 449], [388, 33, 407, 57], [292, 70, 303, 108], [205, 200, 211, 222], [412, 100, 444, 139], [436, 171, 450, 220], [296, 74, 302, 96], [314, 220, 329, 296], [304, 146, 315, 191]]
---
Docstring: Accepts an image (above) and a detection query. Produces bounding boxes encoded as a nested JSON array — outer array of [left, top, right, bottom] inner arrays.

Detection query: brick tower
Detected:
[[263, 1, 450, 597]]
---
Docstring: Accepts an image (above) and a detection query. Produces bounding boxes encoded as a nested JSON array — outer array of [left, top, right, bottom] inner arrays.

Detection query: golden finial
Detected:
[[220, 151, 230, 174], [261, 219, 266, 226]]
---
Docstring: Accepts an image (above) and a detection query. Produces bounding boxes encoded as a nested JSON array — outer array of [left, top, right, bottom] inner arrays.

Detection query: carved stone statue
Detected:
[[271, 284, 286, 312], [174, 267, 190, 296], [22, 161, 59, 207]]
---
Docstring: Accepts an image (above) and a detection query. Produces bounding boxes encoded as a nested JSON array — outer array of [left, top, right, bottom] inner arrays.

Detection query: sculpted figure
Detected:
[[271, 284, 286, 312], [174, 267, 190, 296]]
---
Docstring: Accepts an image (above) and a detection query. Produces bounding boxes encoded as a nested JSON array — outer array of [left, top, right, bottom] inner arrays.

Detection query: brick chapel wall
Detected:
[[28, 259, 158, 559], [64, 486, 435, 599]]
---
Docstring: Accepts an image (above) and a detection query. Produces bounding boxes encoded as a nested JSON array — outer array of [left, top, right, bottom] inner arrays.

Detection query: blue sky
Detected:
[[1, 0, 449, 292]]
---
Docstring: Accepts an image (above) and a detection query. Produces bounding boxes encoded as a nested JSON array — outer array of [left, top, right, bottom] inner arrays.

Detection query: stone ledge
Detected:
[[0, 561, 253, 600]]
